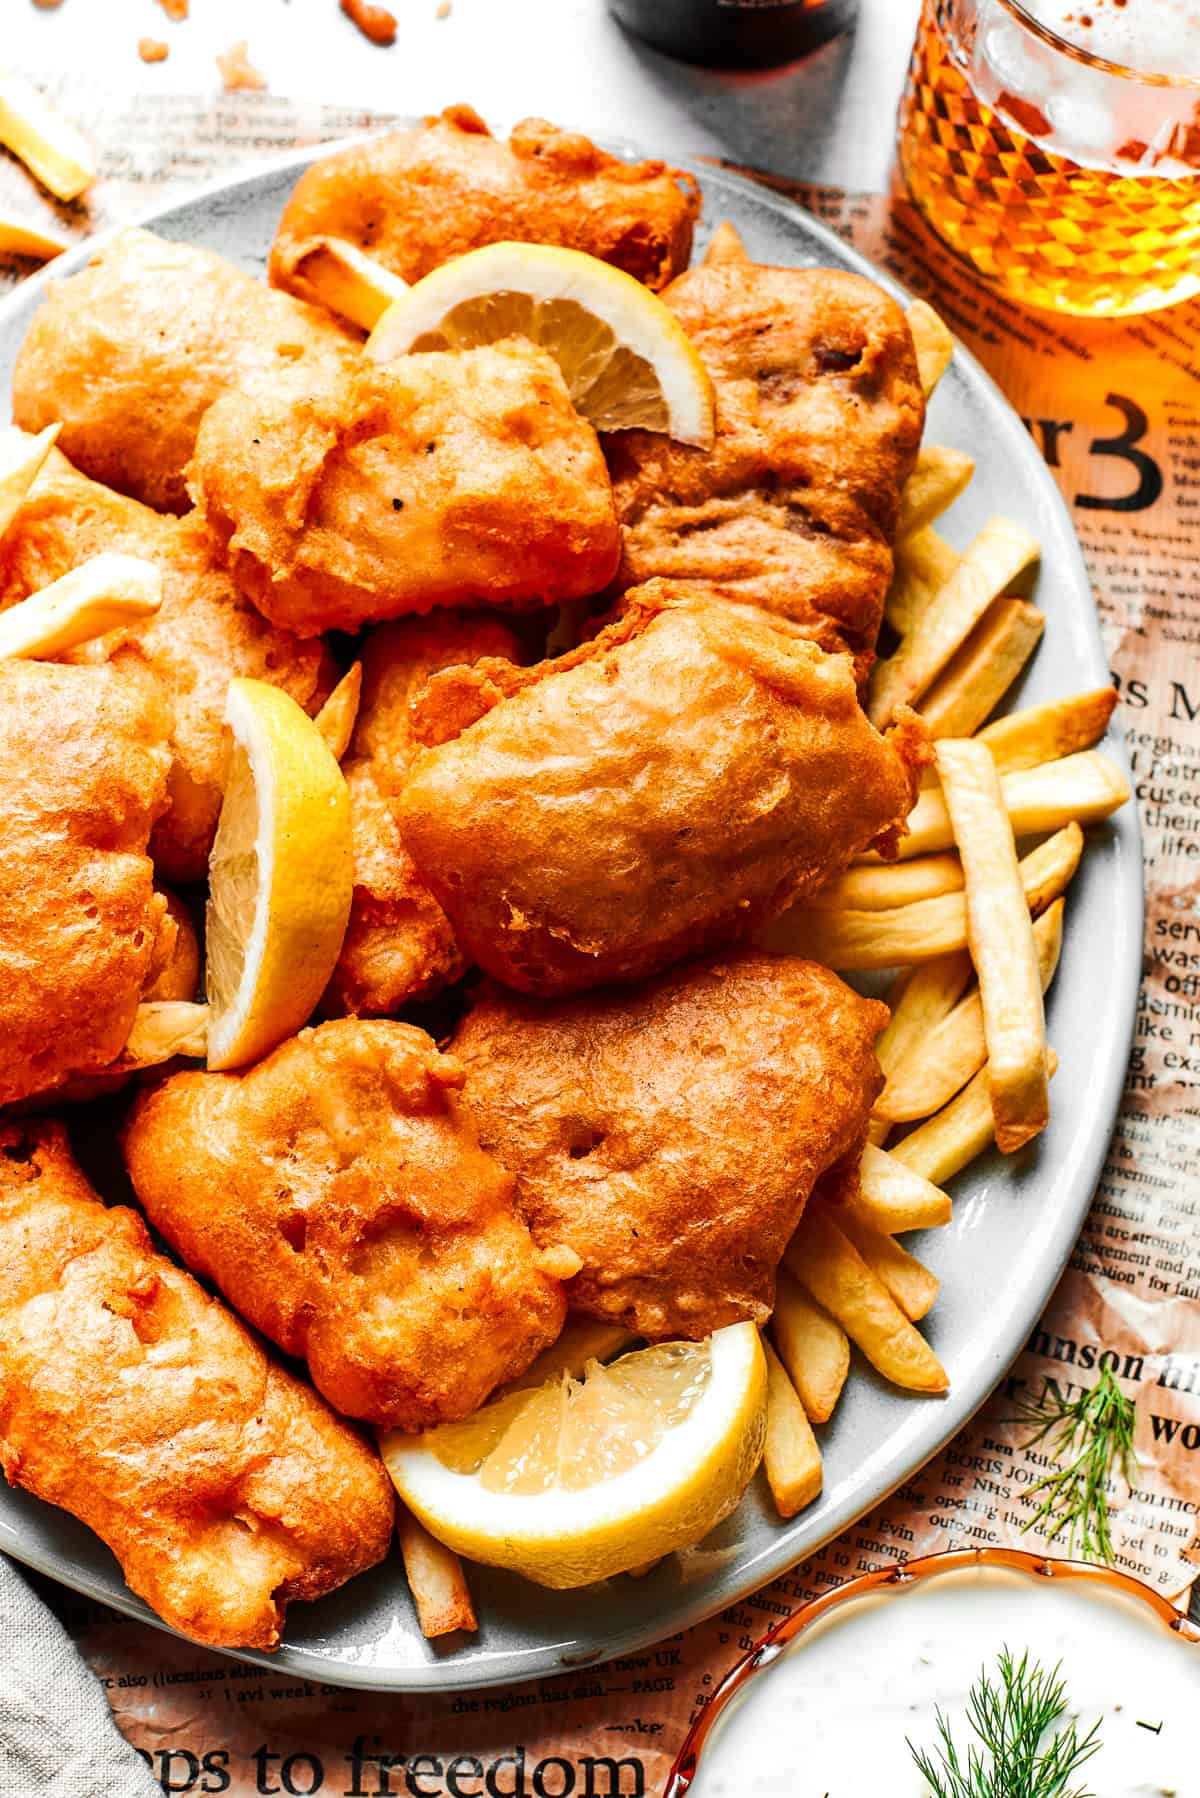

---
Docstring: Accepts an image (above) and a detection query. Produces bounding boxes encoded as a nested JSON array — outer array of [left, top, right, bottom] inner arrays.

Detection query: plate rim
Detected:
[[0, 133, 1144, 1691]]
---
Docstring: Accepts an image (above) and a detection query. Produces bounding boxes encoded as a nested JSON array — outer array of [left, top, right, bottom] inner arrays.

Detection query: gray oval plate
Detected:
[[0, 140, 1142, 1692]]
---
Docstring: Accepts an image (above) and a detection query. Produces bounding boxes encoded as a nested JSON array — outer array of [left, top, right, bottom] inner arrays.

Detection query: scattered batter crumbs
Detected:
[[139, 38, 170, 64], [341, 0, 399, 46], [157, 0, 189, 18], [217, 41, 267, 92]]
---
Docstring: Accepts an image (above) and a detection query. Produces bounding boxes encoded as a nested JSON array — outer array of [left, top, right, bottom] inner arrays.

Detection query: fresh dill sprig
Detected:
[[907, 1647, 1103, 1798], [1010, 1366, 1139, 1564]]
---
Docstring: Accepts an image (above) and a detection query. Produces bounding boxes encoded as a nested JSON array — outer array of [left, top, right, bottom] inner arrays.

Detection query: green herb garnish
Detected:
[[1011, 1367, 1139, 1564], [908, 1648, 1102, 1798]]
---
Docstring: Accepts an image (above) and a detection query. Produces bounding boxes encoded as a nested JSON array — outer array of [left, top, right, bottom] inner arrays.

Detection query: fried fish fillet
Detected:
[[189, 342, 620, 636], [0, 447, 330, 880], [123, 1020, 569, 1432], [11, 228, 357, 515], [270, 105, 700, 305], [606, 254, 925, 673], [0, 657, 174, 1107], [0, 1121, 393, 1649], [328, 612, 520, 1017], [397, 583, 927, 996], [453, 953, 887, 1338]]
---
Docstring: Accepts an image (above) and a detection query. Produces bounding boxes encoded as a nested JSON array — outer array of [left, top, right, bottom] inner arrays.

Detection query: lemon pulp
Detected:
[[411, 294, 669, 433], [430, 1342, 712, 1494]]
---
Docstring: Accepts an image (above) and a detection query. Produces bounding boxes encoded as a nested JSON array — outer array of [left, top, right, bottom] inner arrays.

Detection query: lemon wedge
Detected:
[[366, 242, 715, 448], [205, 678, 353, 1071], [381, 1323, 767, 1589]]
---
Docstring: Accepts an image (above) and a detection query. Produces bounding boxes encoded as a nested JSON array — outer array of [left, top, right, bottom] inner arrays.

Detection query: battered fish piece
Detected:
[[398, 583, 927, 996], [270, 105, 700, 304], [328, 612, 520, 1017], [453, 954, 887, 1338], [12, 228, 357, 515], [123, 1020, 569, 1432], [0, 1121, 393, 1650], [0, 658, 173, 1107], [0, 448, 329, 879], [189, 342, 620, 636], [607, 255, 925, 672]]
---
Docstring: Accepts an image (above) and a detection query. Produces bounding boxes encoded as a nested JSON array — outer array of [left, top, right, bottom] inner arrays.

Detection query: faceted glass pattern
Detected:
[[897, 0, 1200, 317]]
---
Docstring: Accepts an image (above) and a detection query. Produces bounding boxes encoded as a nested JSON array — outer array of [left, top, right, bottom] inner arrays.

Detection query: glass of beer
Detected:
[[897, 0, 1200, 317]]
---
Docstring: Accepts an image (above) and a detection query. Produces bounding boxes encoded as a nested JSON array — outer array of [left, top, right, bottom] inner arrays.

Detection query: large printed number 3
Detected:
[[1075, 392, 1163, 513]]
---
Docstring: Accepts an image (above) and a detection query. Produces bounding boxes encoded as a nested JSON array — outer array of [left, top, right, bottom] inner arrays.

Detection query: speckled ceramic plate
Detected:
[[0, 140, 1143, 1691]]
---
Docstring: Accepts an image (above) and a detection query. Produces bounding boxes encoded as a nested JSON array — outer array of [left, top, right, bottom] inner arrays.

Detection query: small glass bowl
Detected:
[[664, 1545, 1200, 1795]]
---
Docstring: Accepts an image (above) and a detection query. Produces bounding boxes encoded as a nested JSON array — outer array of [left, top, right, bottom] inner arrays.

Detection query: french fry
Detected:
[[397, 1508, 477, 1638], [121, 1001, 210, 1067], [766, 823, 1083, 970], [896, 444, 975, 542], [0, 553, 162, 660], [868, 952, 972, 1146], [314, 661, 362, 762], [807, 853, 963, 912], [0, 217, 68, 262], [876, 954, 974, 1078], [886, 527, 960, 638], [976, 687, 1118, 776], [889, 749, 1129, 860], [877, 900, 1064, 1123], [761, 1338, 823, 1518], [936, 739, 1048, 1152], [0, 423, 59, 543], [917, 598, 1045, 739], [0, 69, 95, 201], [290, 237, 410, 333], [784, 1211, 948, 1395], [770, 1270, 850, 1424], [906, 300, 955, 399], [702, 220, 749, 266], [891, 1049, 1058, 1187], [836, 1211, 939, 1322], [869, 517, 1041, 727], [856, 1144, 952, 1233]]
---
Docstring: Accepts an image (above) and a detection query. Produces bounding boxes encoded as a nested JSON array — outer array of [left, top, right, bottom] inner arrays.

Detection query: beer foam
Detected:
[[1020, 0, 1200, 79]]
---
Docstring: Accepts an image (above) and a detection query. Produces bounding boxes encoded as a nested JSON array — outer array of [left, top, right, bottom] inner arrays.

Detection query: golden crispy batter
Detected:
[[0, 1120, 393, 1649], [189, 342, 620, 636], [0, 448, 330, 880], [270, 105, 700, 303], [328, 613, 520, 1018], [606, 260, 924, 673], [0, 658, 173, 1107], [123, 1020, 568, 1431], [11, 228, 357, 515], [398, 583, 927, 996], [453, 953, 887, 1338]]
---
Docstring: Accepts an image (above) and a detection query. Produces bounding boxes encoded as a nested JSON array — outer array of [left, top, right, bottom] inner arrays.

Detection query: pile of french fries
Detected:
[[752, 299, 1129, 1529]]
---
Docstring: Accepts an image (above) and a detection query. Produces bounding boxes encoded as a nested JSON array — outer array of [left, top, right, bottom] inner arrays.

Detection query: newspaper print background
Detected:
[[2, 77, 1199, 1798]]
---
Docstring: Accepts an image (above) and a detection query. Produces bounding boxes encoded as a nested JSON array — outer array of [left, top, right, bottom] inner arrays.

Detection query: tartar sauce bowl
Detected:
[[665, 1547, 1200, 1798]]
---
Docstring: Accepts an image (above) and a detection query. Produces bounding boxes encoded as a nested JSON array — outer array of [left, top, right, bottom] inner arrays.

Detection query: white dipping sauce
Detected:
[[689, 1566, 1199, 1797]]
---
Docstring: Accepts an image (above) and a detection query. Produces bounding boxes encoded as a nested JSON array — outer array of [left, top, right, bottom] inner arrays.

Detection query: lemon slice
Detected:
[[366, 242, 715, 448], [381, 1323, 767, 1589], [205, 678, 353, 1071]]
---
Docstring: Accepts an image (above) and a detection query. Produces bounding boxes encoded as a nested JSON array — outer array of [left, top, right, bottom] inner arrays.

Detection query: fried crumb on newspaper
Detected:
[[217, 41, 266, 92]]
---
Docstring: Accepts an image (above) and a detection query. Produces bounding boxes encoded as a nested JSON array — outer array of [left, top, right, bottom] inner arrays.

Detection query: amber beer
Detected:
[[898, 0, 1200, 317]]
